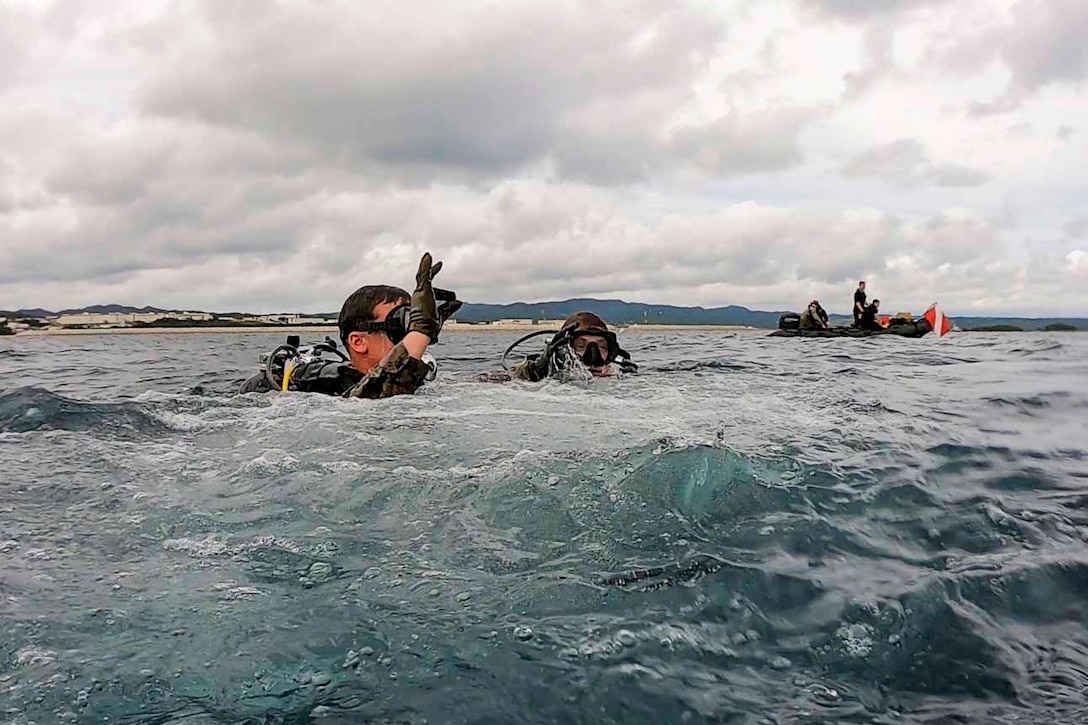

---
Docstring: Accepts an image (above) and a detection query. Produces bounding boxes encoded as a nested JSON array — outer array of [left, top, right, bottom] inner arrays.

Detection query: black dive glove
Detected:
[[435, 287, 463, 325], [408, 252, 444, 343]]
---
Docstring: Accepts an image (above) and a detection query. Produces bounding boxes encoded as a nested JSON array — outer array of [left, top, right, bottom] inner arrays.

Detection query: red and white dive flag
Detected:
[[922, 303, 951, 337]]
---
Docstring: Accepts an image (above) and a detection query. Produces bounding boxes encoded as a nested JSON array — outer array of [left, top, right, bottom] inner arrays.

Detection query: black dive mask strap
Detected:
[[353, 304, 410, 343], [615, 347, 638, 373]]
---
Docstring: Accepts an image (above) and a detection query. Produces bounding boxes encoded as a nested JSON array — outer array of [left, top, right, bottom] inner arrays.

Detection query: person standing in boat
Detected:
[[852, 281, 867, 326], [799, 300, 829, 330], [859, 299, 883, 331]]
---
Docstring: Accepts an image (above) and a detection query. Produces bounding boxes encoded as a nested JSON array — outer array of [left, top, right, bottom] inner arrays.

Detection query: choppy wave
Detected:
[[1, 330, 1087, 723], [0, 386, 171, 436]]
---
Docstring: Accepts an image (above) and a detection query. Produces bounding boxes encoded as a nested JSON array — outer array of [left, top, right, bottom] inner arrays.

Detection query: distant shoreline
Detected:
[[16, 322, 759, 336]]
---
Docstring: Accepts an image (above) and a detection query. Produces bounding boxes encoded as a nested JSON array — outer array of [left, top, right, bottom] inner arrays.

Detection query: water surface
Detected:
[[2, 330, 1087, 723]]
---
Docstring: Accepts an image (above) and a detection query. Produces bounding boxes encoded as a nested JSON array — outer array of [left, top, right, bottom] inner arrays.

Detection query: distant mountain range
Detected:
[[453, 299, 795, 327], [2, 301, 1084, 330], [1, 304, 172, 317]]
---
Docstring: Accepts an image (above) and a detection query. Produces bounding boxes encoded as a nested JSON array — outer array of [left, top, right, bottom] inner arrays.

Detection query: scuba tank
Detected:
[[261, 335, 349, 392]]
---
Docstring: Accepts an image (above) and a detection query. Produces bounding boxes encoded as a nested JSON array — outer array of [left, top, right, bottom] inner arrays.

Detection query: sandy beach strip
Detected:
[[16, 322, 760, 336]]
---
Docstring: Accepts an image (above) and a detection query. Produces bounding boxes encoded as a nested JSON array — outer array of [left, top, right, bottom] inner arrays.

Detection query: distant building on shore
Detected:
[[54, 311, 213, 328], [256, 314, 333, 325]]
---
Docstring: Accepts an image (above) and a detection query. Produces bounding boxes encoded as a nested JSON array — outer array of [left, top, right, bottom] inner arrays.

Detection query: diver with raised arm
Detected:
[[239, 252, 461, 398]]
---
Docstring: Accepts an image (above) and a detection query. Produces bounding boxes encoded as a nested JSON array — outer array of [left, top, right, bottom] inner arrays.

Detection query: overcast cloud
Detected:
[[1, 0, 1086, 316]]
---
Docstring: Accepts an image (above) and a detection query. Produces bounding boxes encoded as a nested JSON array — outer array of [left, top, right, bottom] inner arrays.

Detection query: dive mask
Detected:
[[566, 329, 620, 367], [354, 303, 411, 343], [500, 324, 639, 375]]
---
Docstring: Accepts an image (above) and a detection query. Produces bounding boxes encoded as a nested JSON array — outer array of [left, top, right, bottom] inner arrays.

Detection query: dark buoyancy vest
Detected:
[[239, 359, 363, 396]]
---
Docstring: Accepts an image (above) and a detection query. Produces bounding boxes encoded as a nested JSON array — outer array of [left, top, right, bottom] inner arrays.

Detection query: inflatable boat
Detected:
[[770, 304, 950, 339], [768, 318, 932, 338]]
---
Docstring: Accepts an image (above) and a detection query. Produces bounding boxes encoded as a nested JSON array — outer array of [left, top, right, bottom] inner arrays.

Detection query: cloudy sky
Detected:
[[1, 0, 1086, 315]]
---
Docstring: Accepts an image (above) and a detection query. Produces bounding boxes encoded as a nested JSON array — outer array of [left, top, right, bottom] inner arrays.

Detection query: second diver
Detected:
[[496, 311, 638, 382]]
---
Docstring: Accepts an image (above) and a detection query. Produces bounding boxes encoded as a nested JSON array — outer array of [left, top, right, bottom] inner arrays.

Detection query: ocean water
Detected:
[[1, 329, 1087, 724]]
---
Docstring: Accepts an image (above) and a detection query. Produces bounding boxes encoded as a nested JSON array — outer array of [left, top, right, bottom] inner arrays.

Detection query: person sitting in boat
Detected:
[[494, 311, 638, 382], [799, 300, 829, 330], [239, 252, 461, 398], [858, 299, 884, 331]]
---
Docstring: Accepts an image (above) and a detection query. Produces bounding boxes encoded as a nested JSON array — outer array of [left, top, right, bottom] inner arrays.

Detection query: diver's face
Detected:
[[347, 299, 407, 373], [571, 334, 611, 377]]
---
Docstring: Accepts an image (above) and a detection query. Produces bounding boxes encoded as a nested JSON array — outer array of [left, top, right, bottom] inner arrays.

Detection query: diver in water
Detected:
[[858, 299, 883, 331], [799, 300, 829, 330], [239, 252, 461, 398], [494, 311, 638, 382]]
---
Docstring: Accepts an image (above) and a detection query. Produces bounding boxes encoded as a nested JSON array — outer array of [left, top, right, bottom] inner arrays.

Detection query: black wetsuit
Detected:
[[859, 304, 882, 331], [240, 361, 362, 396], [853, 288, 867, 326]]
